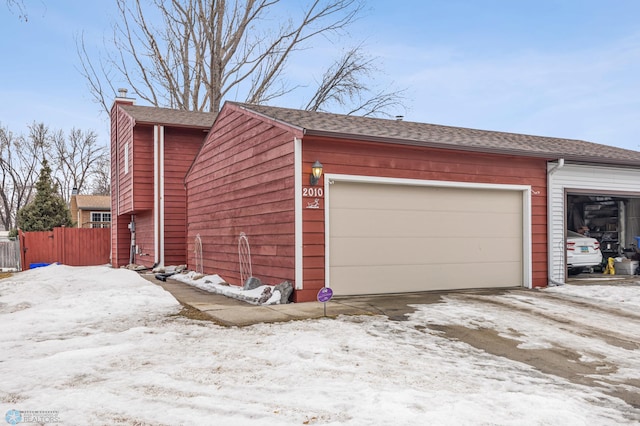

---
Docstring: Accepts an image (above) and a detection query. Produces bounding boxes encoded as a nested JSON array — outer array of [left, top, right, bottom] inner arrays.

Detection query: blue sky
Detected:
[[1, 0, 639, 151]]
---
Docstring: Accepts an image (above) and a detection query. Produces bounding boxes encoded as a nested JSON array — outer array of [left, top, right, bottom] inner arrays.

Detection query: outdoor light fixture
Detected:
[[310, 160, 323, 185]]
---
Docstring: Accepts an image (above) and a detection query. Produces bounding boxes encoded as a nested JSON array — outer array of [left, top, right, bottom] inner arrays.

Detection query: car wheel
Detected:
[[568, 267, 584, 276]]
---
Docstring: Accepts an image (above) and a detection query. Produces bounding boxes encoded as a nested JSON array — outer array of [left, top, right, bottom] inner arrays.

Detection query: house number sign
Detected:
[[303, 187, 324, 209], [302, 187, 324, 197]]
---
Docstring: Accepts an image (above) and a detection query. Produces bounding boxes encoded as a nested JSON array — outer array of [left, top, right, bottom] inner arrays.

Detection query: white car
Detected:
[[566, 230, 603, 274]]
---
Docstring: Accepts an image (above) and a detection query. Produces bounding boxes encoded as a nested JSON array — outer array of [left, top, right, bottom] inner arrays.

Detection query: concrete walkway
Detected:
[[143, 271, 640, 327], [142, 273, 448, 326]]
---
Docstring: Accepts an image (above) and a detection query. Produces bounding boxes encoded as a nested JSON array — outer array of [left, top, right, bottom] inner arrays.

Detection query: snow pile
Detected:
[[0, 264, 180, 325], [1, 266, 639, 424], [168, 270, 288, 305], [544, 282, 640, 314]]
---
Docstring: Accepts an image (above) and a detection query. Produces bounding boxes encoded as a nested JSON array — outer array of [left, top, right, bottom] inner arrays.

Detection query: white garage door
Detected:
[[328, 180, 524, 295]]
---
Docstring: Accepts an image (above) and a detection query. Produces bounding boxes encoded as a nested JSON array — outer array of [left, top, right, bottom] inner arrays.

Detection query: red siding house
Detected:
[[110, 95, 216, 269], [111, 99, 640, 303], [184, 102, 640, 302]]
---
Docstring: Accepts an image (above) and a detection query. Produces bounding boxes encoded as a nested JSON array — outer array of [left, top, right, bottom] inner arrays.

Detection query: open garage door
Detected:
[[566, 192, 640, 274], [548, 162, 640, 284], [327, 179, 527, 295]]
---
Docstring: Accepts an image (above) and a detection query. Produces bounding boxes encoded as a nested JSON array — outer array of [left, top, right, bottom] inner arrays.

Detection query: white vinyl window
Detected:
[[91, 212, 111, 228]]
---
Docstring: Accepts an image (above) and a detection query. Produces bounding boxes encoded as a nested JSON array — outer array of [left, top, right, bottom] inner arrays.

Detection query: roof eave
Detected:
[[129, 119, 212, 130], [230, 102, 305, 138], [78, 206, 111, 210]]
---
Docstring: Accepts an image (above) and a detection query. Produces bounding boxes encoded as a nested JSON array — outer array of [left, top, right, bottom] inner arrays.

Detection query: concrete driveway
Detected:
[[420, 287, 640, 412], [148, 274, 640, 414]]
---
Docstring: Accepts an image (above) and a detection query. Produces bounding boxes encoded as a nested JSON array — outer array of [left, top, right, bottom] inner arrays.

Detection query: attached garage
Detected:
[[326, 177, 531, 295], [186, 102, 640, 302]]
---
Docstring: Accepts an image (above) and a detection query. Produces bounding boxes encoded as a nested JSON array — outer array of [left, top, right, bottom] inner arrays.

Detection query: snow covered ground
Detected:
[[1, 265, 639, 425]]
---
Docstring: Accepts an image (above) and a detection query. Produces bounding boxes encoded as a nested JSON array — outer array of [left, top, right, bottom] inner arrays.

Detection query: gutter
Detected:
[[547, 158, 565, 286]]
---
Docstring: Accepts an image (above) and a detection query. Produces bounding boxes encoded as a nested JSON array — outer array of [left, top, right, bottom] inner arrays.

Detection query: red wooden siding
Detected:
[[132, 126, 155, 211], [112, 105, 135, 215], [186, 107, 296, 287], [110, 104, 209, 268], [20, 227, 110, 269], [112, 217, 130, 268], [163, 127, 203, 266], [132, 210, 155, 267], [111, 101, 134, 268], [298, 136, 548, 302]]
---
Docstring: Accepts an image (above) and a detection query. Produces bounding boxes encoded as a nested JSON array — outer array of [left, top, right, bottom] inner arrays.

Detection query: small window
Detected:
[[124, 142, 129, 174], [91, 212, 111, 228]]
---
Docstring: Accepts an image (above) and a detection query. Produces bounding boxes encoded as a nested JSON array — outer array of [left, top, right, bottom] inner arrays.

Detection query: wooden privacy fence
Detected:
[[19, 227, 110, 270], [0, 239, 20, 270]]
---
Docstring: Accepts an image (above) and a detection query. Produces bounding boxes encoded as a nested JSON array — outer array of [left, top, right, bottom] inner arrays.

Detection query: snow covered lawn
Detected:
[[1, 265, 639, 425]]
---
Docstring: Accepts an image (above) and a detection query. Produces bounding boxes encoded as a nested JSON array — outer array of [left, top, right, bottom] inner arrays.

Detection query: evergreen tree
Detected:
[[16, 159, 72, 231]]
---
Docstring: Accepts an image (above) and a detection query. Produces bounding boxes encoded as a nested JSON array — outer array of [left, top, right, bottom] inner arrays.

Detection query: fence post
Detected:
[[58, 227, 66, 265], [19, 229, 26, 271]]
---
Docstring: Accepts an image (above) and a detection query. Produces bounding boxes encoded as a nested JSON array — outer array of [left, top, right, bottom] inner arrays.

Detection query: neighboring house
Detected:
[[70, 194, 111, 228], [183, 102, 640, 302], [110, 95, 217, 268]]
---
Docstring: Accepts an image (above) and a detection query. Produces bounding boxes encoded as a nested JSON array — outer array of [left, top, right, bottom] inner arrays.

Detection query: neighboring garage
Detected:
[[186, 102, 640, 302], [567, 193, 640, 260], [327, 177, 530, 295], [549, 162, 640, 283]]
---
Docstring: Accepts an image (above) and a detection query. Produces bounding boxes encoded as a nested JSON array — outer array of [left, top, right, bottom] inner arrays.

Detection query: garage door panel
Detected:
[[330, 208, 522, 238], [331, 183, 521, 213], [328, 180, 525, 295], [331, 236, 522, 266], [331, 262, 522, 295]]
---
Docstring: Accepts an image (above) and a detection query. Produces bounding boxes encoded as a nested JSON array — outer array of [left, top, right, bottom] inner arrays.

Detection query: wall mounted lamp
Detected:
[[310, 160, 323, 186]]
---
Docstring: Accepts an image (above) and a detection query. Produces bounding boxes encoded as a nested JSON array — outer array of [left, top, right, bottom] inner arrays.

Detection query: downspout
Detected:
[[547, 158, 565, 286]]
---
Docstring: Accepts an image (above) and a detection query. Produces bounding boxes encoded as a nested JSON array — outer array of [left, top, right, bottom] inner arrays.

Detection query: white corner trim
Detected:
[[154, 125, 165, 267], [522, 187, 533, 289], [294, 138, 303, 290], [323, 175, 332, 289]]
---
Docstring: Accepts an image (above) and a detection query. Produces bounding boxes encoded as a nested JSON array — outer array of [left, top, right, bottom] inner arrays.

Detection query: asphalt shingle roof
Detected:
[[232, 102, 640, 166], [74, 195, 110, 210], [120, 104, 217, 129]]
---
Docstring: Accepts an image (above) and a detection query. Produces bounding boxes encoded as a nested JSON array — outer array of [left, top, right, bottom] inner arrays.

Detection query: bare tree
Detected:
[[0, 123, 108, 230], [50, 128, 107, 203], [6, 0, 28, 21], [77, 0, 404, 116], [86, 154, 111, 196], [305, 46, 404, 117], [0, 123, 48, 231]]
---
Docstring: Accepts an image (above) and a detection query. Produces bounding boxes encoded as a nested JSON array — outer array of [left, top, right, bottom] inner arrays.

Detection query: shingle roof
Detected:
[[120, 104, 217, 129], [74, 195, 111, 210], [231, 102, 640, 166]]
